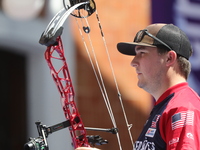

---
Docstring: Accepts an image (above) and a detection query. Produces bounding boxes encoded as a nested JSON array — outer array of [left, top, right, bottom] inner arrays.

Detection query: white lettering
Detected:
[[187, 133, 194, 140], [169, 137, 179, 145], [135, 140, 155, 150]]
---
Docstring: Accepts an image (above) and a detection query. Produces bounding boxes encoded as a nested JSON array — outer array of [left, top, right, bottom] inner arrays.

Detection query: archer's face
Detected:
[[130, 46, 166, 94]]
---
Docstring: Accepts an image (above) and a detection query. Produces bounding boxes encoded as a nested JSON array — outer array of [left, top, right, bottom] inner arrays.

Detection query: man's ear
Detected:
[[166, 50, 177, 66]]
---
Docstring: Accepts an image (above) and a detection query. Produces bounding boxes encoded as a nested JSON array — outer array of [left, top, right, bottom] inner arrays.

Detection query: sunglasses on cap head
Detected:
[[134, 29, 172, 51]]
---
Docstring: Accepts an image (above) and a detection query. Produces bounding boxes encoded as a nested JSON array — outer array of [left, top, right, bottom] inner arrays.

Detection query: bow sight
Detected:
[[24, 122, 49, 150], [24, 120, 118, 150]]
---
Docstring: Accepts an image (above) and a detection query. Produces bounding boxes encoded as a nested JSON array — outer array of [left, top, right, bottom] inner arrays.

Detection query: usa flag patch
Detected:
[[151, 115, 161, 128], [171, 111, 194, 130]]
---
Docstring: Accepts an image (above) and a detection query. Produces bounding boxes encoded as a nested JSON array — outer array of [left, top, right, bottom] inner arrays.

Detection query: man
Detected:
[[76, 23, 200, 149]]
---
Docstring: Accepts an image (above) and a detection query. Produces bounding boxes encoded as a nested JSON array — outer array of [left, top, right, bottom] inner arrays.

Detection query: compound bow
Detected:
[[24, 0, 133, 150]]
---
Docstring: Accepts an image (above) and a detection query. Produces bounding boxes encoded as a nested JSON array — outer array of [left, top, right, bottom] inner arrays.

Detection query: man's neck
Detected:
[[152, 77, 186, 101]]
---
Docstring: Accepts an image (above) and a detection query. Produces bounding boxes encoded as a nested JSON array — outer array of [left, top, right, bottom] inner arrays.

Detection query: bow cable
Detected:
[[94, 10, 134, 148]]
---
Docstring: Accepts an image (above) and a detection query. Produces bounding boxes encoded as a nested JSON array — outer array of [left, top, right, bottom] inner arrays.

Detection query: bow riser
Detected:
[[45, 36, 89, 148]]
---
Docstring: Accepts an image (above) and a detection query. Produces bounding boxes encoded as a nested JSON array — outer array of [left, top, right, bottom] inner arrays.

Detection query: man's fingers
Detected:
[[75, 147, 100, 150]]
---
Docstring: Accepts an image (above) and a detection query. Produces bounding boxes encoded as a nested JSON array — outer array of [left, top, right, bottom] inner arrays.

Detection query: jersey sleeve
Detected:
[[159, 107, 200, 150]]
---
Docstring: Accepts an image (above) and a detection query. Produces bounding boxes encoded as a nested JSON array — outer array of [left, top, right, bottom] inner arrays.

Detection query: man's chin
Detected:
[[137, 82, 144, 89]]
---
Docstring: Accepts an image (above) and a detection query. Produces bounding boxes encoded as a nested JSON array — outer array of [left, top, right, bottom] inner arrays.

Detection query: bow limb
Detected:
[[39, 1, 89, 47]]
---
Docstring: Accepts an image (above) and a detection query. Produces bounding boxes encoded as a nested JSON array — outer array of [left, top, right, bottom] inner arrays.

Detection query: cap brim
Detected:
[[117, 42, 156, 56]]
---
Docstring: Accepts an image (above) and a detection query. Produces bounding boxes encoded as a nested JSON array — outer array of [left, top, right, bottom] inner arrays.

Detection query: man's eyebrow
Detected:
[[135, 46, 145, 51]]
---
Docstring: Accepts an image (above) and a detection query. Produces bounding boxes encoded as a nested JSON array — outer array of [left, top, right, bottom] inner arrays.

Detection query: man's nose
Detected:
[[130, 57, 138, 68]]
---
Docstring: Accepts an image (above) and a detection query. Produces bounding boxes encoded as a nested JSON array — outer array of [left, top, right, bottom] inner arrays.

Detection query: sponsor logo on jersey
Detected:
[[169, 137, 179, 145], [171, 111, 194, 130], [145, 128, 156, 138], [187, 133, 194, 140]]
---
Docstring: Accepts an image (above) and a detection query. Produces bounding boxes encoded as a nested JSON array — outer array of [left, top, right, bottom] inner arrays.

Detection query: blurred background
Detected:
[[0, 0, 200, 150]]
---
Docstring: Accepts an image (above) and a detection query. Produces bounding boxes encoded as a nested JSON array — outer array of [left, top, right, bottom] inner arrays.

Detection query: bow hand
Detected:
[[75, 147, 101, 150]]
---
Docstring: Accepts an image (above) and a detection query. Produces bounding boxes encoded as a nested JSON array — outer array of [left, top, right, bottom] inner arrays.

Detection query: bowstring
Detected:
[[79, 17, 117, 126], [95, 10, 134, 148], [73, 7, 134, 150], [75, 16, 123, 150]]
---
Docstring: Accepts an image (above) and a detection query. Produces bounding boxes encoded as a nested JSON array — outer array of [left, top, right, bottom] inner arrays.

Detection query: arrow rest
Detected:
[[87, 135, 108, 146]]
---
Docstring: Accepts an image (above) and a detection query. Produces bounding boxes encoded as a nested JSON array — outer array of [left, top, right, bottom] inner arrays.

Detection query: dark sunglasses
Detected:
[[134, 29, 172, 50]]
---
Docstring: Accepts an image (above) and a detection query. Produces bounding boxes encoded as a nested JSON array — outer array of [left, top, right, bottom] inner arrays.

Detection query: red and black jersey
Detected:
[[134, 82, 200, 150]]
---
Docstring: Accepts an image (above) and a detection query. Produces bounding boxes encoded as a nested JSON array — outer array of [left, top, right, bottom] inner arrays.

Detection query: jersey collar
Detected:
[[155, 82, 188, 105]]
